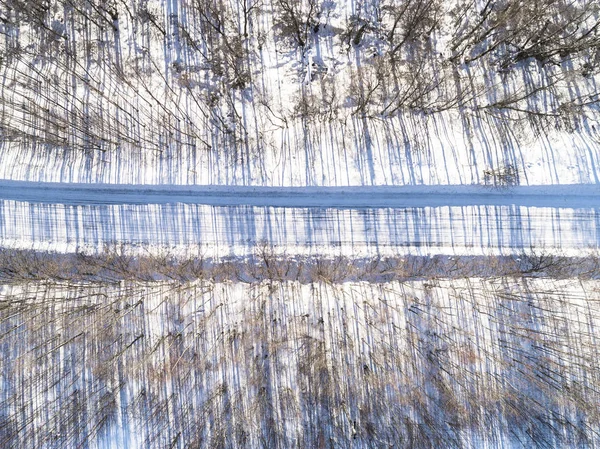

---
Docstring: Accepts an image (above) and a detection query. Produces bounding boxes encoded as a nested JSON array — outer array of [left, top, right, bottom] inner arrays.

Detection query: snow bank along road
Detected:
[[1, 181, 599, 256]]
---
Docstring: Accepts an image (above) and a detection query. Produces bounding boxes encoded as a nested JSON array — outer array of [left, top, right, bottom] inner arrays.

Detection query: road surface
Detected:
[[1, 182, 599, 256], [1, 181, 600, 208]]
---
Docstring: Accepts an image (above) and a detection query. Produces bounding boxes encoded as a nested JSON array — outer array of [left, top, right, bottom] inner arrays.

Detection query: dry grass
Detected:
[[1, 247, 597, 284]]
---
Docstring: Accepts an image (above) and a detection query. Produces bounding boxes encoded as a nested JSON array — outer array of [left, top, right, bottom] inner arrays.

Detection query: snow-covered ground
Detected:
[[2, 0, 600, 447], [1, 0, 599, 187], [1, 0, 599, 255], [2, 111, 599, 186], [2, 197, 599, 257], [2, 278, 599, 448], [1, 181, 599, 257]]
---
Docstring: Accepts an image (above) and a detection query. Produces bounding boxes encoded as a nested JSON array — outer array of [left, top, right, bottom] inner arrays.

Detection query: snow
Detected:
[[0, 1, 599, 187], [1, 278, 599, 448], [2, 180, 600, 207], [1, 112, 598, 186], [1, 0, 598, 258], [1, 198, 599, 257], [1, 1, 598, 257], [2, 0, 600, 446]]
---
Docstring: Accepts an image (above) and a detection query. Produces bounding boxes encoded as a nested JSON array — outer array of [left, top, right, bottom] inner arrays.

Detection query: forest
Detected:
[[0, 0, 598, 185], [1, 0, 600, 447]]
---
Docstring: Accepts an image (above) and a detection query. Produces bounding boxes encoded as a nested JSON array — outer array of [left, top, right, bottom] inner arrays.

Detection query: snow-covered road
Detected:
[[1, 181, 600, 208], [1, 182, 599, 256]]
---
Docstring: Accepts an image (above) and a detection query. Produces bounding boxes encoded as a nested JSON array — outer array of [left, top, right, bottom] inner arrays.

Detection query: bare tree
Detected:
[[273, 0, 319, 49], [450, 0, 600, 68], [380, 0, 442, 58]]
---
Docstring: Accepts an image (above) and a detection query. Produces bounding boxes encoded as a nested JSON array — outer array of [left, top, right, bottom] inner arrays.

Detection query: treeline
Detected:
[[1, 278, 599, 448], [0, 0, 598, 157]]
